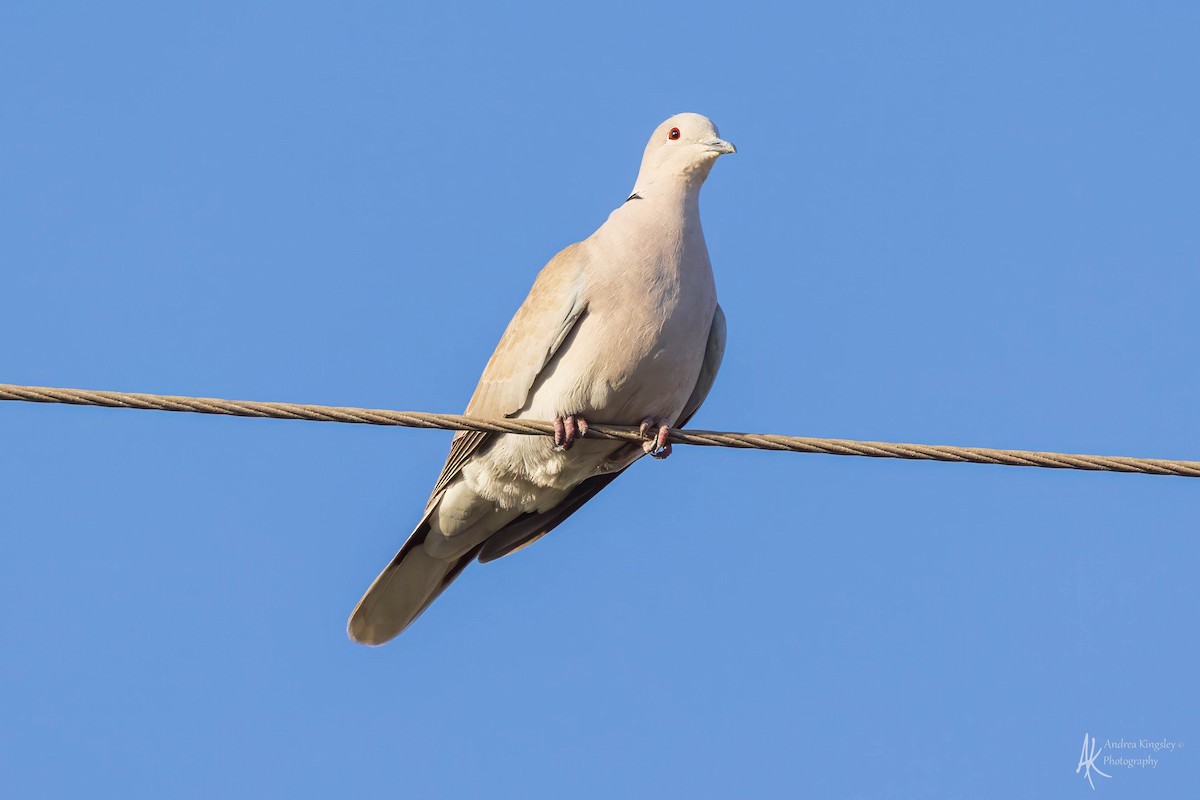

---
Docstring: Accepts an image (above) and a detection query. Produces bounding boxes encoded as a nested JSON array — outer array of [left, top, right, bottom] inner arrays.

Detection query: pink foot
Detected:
[[553, 414, 590, 451], [640, 418, 673, 459]]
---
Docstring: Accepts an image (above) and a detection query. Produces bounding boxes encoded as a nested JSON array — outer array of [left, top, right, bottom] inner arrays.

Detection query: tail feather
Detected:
[[349, 483, 524, 644], [347, 526, 481, 645]]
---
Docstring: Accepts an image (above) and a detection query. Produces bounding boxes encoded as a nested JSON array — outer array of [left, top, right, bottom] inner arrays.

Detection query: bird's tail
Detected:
[[347, 523, 480, 645]]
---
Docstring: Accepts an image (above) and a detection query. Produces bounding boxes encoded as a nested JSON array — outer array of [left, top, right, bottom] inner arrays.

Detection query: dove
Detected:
[[348, 113, 735, 644]]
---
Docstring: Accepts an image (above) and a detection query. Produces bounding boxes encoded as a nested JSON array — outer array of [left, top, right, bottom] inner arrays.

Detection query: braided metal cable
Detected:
[[2, 382, 1198, 478]]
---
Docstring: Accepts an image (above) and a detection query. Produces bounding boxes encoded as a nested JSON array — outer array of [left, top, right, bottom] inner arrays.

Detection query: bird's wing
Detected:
[[676, 303, 726, 428], [425, 243, 589, 506], [476, 303, 727, 563], [347, 244, 590, 644]]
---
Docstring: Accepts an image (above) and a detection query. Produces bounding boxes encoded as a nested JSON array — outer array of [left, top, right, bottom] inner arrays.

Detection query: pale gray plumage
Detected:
[[348, 113, 734, 645]]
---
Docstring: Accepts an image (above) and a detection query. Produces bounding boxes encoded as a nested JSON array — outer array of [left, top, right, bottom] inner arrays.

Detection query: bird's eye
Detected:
[[668, 127, 681, 140]]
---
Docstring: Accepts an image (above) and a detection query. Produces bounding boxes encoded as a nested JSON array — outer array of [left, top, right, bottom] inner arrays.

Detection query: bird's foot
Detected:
[[553, 414, 590, 451], [640, 418, 673, 459]]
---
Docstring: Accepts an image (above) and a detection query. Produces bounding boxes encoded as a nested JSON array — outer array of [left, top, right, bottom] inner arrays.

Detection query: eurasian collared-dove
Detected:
[[348, 113, 734, 644]]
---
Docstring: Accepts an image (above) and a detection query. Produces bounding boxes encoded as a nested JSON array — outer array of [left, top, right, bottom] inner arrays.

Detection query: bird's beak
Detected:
[[702, 138, 736, 155]]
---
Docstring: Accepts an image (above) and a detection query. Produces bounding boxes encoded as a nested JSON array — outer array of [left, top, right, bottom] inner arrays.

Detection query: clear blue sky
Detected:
[[2, 3, 1196, 797]]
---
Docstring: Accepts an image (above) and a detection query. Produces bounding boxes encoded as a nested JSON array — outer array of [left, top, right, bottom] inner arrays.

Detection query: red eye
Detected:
[[668, 127, 681, 140]]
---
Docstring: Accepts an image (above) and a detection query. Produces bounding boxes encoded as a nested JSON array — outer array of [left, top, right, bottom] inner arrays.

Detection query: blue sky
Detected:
[[2, 3, 1197, 797]]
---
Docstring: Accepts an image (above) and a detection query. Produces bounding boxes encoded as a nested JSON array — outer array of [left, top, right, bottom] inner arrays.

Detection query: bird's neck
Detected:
[[625, 178, 705, 240], [591, 174, 710, 287], [630, 162, 712, 207]]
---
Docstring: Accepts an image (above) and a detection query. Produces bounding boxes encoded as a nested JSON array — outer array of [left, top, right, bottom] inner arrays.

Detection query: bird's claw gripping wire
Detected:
[[553, 414, 589, 451], [640, 418, 673, 459]]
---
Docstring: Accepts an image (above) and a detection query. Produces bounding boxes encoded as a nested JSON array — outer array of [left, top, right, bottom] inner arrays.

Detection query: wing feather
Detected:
[[677, 303, 726, 428], [425, 243, 589, 504]]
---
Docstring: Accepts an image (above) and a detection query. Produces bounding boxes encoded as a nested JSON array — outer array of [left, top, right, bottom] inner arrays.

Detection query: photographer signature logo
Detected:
[[1077, 733, 1111, 789], [1075, 732, 1183, 789]]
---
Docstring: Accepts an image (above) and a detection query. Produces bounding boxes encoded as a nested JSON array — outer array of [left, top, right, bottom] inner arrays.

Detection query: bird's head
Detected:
[[634, 113, 735, 191]]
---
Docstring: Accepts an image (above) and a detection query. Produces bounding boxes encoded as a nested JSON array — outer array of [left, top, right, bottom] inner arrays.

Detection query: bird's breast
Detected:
[[528, 229, 717, 426]]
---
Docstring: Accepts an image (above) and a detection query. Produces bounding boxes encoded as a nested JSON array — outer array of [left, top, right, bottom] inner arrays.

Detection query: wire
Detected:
[[2, 382, 1197, 478]]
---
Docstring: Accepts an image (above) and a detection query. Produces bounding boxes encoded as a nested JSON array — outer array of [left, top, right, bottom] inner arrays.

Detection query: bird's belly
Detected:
[[460, 435, 624, 513]]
